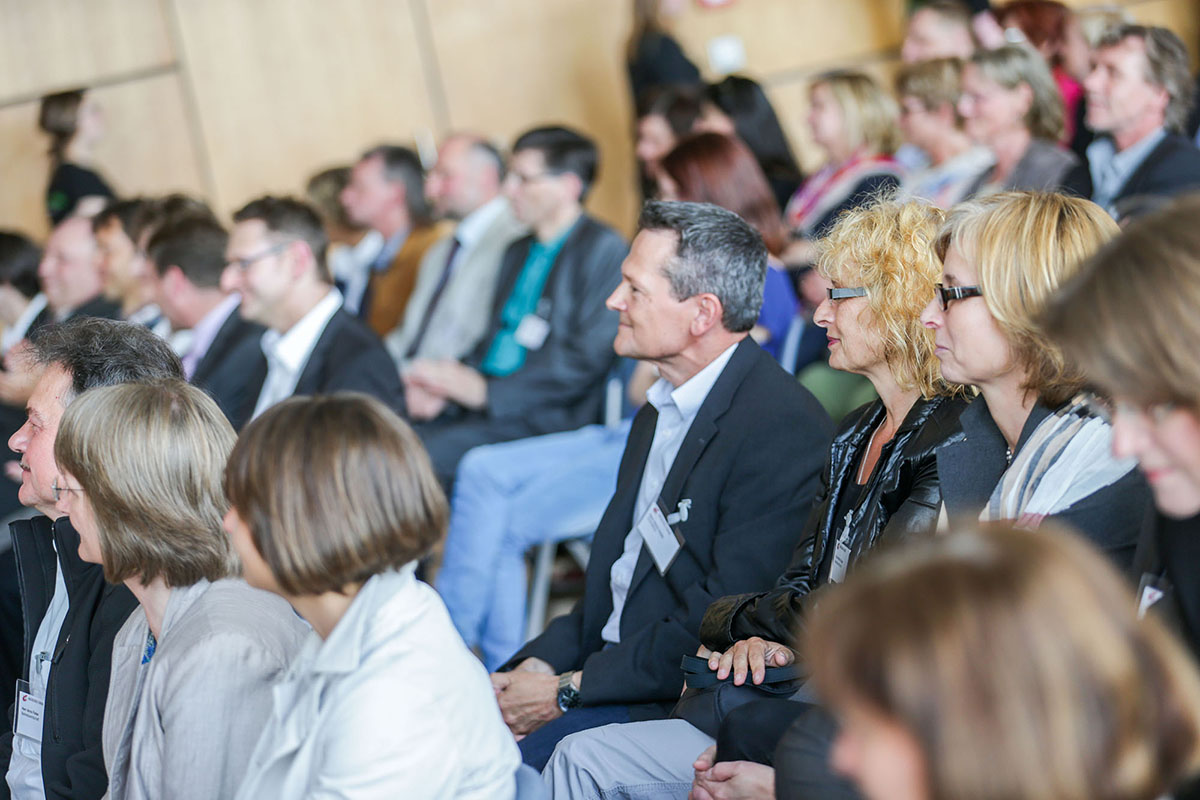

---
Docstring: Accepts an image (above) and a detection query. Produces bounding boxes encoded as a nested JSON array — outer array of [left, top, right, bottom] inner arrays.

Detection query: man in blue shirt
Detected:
[[405, 126, 627, 489]]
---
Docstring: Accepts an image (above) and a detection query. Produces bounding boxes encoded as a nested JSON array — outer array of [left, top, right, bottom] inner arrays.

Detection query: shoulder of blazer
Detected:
[[1121, 134, 1200, 196]]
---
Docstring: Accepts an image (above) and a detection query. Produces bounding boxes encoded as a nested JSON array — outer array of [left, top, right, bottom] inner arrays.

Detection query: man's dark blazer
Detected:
[[502, 337, 833, 719], [1063, 133, 1200, 219], [190, 304, 266, 431], [0, 516, 138, 800], [284, 306, 403, 414], [415, 214, 627, 484]]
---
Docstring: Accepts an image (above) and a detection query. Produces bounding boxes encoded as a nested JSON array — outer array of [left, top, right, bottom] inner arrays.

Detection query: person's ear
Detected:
[[690, 293, 724, 337]]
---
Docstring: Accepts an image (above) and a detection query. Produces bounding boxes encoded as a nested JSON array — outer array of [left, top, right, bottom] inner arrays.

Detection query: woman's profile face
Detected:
[[1110, 402, 1200, 519], [223, 506, 281, 595], [958, 65, 1030, 146], [832, 700, 929, 800], [808, 83, 846, 157], [53, 469, 102, 566], [76, 96, 105, 145], [921, 243, 1015, 389], [812, 265, 886, 377]]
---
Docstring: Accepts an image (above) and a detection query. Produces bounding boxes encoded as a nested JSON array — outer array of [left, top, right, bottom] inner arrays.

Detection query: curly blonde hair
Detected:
[[815, 197, 954, 398], [937, 191, 1119, 407]]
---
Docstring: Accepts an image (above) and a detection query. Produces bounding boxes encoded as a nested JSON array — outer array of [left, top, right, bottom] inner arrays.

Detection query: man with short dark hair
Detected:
[[220, 195, 402, 419], [490, 201, 832, 768], [385, 133, 526, 368], [1066, 24, 1200, 219], [91, 199, 165, 333], [0, 318, 182, 800], [404, 126, 628, 488], [339, 145, 445, 335], [147, 216, 264, 429]]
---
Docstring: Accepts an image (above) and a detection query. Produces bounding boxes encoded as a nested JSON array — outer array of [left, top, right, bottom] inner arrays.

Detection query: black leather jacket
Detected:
[[700, 394, 969, 651]]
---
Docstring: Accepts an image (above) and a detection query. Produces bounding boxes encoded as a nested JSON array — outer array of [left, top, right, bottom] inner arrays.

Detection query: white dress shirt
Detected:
[[601, 343, 739, 644], [251, 289, 343, 420], [234, 567, 519, 800], [0, 293, 47, 356], [7, 550, 69, 799], [330, 230, 383, 315]]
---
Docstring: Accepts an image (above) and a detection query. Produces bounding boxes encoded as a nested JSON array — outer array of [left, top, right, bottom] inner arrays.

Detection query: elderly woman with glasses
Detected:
[[51, 379, 308, 800], [920, 190, 1148, 561], [1042, 195, 1200, 663]]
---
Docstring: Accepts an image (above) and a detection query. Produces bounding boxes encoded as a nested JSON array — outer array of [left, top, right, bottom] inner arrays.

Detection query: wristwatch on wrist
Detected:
[[556, 671, 581, 713]]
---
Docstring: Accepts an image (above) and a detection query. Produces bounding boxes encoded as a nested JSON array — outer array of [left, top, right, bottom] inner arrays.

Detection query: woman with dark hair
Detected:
[[657, 132, 798, 360], [700, 76, 805, 211], [37, 89, 114, 225], [626, 0, 701, 105]]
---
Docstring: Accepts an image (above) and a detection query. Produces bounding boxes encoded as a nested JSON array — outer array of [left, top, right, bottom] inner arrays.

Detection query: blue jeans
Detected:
[[520, 704, 631, 771], [436, 422, 631, 669]]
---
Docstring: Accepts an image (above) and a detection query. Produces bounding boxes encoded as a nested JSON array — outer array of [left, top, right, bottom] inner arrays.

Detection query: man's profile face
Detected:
[[221, 220, 293, 330], [340, 156, 401, 230], [39, 218, 102, 315], [606, 229, 696, 362], [1084, 37, 1167, 138], [9, 364, 73, 517], [427, 138, 490, 221], [95, 218, 143, 302]]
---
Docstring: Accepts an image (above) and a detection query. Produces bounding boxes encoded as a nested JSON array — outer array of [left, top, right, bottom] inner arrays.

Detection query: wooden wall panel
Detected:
[[423, 0, 639, 231], [169, 0, 439, 219], [0, 0, 174, 101]]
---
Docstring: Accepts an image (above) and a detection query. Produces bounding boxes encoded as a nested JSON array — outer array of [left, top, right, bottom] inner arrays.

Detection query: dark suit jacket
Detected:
[[503, 338, 833, 719], [0, 516, 138, 800], [935, 397, 1148, 569], [288, 307, 403, 414], [1063, 133, 1200, 220], [416, 214, 627, 483], [191, 305, 266, 431]]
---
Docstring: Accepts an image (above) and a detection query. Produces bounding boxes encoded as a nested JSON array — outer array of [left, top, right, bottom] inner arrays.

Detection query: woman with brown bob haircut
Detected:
[[807, 522, 1200, 800], [920, 190, 1148, 566], [1042, 194, 1200, 662], [52, 379, 308, 800], [227, 393, 520, 799]]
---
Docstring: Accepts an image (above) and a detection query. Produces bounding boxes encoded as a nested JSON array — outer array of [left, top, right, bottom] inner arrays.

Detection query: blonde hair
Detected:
[[971, 43, 1065, 141], [54, 380, 238, 587], [813, 71, 902, 156], [224, 394, 448, 596], [808, 522, 1200, 800], [816, 198, 956, 399], [895, 58, 965, 124], [937, 191, 1118, 406], [1042, 194, 1200, 411]]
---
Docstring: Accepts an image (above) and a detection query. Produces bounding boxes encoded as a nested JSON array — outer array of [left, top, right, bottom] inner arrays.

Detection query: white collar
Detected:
[[646, 341, 740, 421], [260, 289, 344, 375], [454, 196, 509, 249], [2, 293, 47, 354]]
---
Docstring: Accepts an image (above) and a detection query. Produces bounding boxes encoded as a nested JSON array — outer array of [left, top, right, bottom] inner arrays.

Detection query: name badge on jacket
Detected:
[[514, 314, 550, 350], [639, 500, 685, 574]]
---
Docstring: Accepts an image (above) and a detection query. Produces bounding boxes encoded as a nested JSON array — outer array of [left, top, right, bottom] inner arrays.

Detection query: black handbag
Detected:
[[668, 654, 803, 738]]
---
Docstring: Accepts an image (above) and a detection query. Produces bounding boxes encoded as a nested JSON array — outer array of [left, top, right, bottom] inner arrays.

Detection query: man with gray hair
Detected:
[[338, 144, 445, 335], [489, 200, 831, 769], [1067, 24, 1200, 220], [0, 318, 182, 800]]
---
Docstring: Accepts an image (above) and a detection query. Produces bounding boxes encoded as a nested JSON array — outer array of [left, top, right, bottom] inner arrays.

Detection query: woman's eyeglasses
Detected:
[[935, 283, 982, 310], [827, 287, 867, 301]]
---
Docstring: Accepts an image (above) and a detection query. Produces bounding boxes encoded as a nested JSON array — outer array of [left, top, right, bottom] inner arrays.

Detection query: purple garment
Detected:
[[757, 266, 798, 361], [181, 294, 240, 380]]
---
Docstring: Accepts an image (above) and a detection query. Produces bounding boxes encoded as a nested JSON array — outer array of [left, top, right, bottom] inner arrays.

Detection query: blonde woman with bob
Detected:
[[807, 522, 1200, 800], [1042, 194, 1200, 662], [541, 198, 969, 800], [227, 394, 520, 800], [783, 71, 904, 263], [920, 190, 1148, 563], [51, 379, 308, 800], [959, 43, 1079, 196]]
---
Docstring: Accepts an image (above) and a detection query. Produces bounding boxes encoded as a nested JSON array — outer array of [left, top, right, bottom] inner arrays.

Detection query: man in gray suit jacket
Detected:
[[405, 126, 627, 488], [385, 134, 527, 369]]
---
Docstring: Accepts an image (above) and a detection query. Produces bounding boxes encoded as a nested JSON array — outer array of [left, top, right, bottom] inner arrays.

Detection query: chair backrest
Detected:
[[514, 763, 549, 800]]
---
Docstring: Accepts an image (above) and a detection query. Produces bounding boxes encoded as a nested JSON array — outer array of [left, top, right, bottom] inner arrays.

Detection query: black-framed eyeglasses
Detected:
[[935, 283, 983, 310], [505, 170, 560, 187], [51, 477, 83, 504], [226, 241, 292, 273], [827, 287, 868, 301]]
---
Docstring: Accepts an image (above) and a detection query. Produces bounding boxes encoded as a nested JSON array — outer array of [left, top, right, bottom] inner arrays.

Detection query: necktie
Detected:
[[404, 237, 461, 359]]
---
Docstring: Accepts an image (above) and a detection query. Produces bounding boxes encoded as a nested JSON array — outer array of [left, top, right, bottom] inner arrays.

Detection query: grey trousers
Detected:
[[542, 719, 715, 800]]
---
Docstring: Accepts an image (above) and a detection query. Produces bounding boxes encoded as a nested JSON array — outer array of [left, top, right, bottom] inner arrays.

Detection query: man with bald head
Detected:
[[37, 218, 119, 325], [385, 134, 526, 368]]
